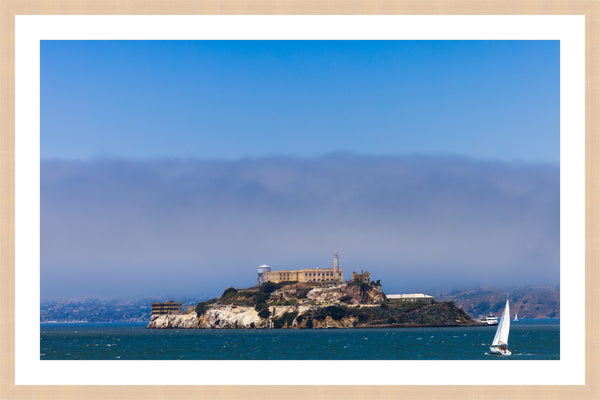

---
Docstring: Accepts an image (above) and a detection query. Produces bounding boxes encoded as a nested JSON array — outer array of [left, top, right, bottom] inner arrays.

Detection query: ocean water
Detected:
[[40, 319, 559, 360]]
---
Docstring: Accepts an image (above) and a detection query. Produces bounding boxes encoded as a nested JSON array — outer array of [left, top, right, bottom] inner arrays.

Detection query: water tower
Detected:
[[257, 264, 271, 286]]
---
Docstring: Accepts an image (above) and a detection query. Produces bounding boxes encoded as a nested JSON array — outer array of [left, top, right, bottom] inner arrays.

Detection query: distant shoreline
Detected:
[[41, 318, 561, 326]]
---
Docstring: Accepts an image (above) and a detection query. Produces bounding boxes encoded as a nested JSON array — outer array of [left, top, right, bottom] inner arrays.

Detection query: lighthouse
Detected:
[[333, 250, 339, 280]]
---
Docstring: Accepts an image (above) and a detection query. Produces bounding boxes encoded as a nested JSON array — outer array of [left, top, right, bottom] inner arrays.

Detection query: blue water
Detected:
[[40, 319, 559, 360]]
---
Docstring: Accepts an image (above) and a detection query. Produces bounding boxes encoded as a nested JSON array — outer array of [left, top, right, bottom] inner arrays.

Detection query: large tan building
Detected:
[[261, 252, 344, 284]]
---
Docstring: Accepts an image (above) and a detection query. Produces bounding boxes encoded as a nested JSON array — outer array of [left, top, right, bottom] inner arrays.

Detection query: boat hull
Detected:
[[489, 347, 511, 356], [479, 317, 499, 325]]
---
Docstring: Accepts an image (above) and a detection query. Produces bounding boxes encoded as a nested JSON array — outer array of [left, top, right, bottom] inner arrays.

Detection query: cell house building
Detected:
[[259, 251, 344, 284]]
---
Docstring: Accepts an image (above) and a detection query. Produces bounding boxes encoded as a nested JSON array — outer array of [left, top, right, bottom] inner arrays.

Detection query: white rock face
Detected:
[[146, 313, 198, 329], [270, 305, 295, 318], [307, 282, 385, 305], [147, 305, 301, 329], [307, 284, 347, 303], [199, 305, 267, 329]]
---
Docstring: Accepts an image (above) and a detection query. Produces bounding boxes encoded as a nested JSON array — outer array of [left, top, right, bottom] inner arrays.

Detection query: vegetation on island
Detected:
[[190, 280, 474, 329]]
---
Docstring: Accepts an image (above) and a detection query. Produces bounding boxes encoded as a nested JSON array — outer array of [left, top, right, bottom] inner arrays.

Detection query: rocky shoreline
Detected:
[[147, 281, 475, 330]]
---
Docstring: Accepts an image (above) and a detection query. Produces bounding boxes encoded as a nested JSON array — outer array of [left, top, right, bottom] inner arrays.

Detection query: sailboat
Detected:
[[514, 312, 518, 322], [489, 299, 511, 355]]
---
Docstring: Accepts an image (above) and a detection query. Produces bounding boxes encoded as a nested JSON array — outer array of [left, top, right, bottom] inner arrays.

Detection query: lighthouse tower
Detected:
[[333, 250, 339, 280]]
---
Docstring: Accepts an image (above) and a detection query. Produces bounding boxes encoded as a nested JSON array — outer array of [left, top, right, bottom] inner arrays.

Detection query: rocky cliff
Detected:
[[147, 281, 475, 329], [148, 312, 197, 328]]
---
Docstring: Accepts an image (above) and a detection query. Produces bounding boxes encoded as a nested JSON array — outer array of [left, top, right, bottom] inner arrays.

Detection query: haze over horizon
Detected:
[[41, 40, 560, 300], [41, 154, 559, 300]]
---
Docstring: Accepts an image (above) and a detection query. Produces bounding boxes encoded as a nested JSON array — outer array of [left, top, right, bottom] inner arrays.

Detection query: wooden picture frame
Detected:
[[1, 1, 598, 399]]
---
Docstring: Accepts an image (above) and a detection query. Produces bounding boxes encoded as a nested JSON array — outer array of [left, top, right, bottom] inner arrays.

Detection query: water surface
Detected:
[[40, 319, 559, 360]]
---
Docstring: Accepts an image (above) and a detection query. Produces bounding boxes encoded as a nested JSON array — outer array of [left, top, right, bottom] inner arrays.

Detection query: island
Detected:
[[147, 280, 475, 329]]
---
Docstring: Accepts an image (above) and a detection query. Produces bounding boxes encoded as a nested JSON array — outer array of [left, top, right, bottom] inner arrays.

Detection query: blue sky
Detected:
[[41, 40, 559, 162], [40, 41, 560, 300]]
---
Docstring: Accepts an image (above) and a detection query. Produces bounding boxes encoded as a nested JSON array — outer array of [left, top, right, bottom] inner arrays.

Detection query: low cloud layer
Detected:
[[41, 155, 559, 299]]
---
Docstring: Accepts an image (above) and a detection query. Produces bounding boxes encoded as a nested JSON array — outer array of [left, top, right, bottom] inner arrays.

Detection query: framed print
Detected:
[[1, 1, 598, 399]]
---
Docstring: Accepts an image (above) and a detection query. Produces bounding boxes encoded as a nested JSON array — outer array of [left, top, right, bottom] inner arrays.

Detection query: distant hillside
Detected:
[[433, 287, 559, 319]]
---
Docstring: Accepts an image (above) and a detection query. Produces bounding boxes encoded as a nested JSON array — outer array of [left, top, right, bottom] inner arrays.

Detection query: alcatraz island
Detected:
[[147, 252, 475, 329]]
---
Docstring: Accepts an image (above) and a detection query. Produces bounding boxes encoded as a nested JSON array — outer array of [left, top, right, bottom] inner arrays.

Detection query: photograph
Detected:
[[39, 39, 560, 361]]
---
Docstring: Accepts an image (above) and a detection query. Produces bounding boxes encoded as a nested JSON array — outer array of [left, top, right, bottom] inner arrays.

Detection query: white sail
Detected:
[[491, 299, 511, 346]]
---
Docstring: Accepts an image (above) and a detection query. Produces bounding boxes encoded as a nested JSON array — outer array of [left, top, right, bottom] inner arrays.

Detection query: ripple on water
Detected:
[[40, 322, 560, 360]]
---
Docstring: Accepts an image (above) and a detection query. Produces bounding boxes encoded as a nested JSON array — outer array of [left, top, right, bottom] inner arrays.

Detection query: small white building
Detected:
[[386, 294, 435, 303]]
